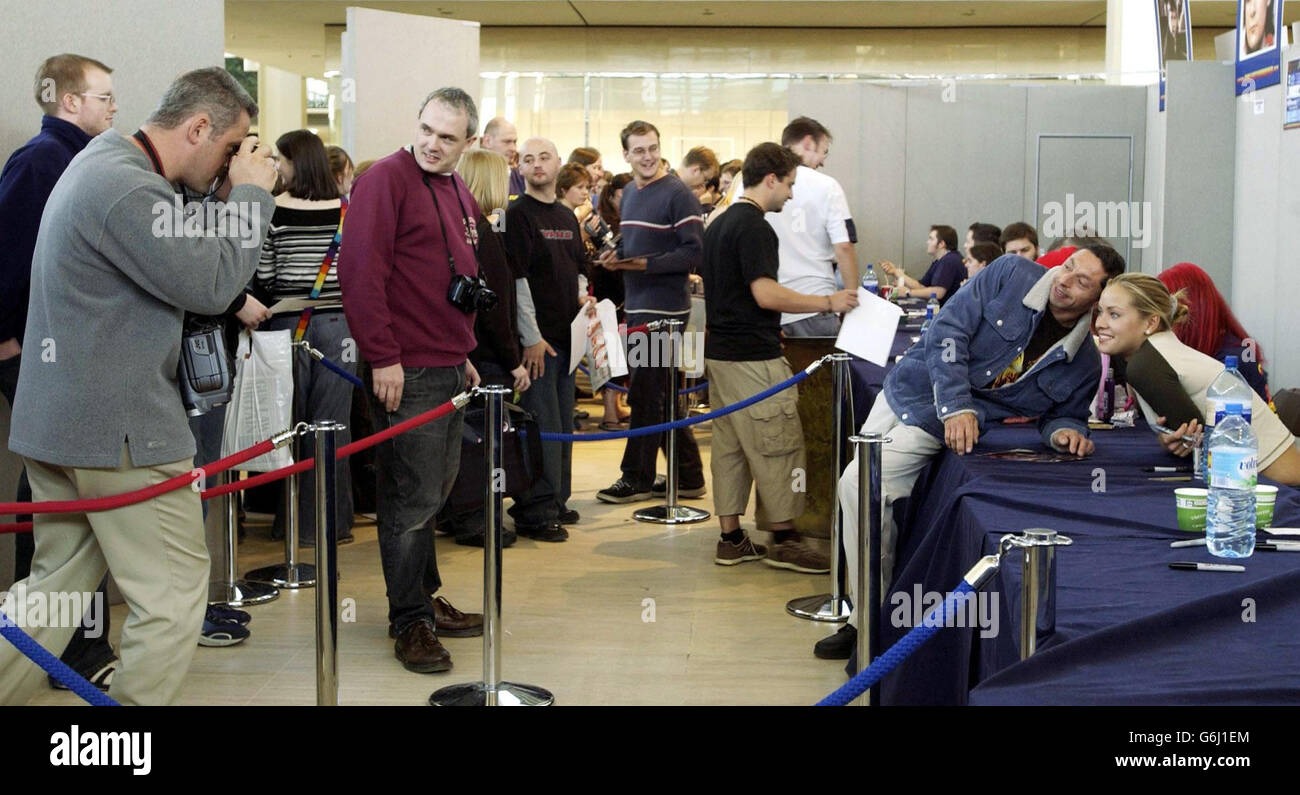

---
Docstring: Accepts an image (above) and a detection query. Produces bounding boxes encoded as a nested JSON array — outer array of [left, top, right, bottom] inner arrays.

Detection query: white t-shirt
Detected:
[[762, 165, 855, 324]]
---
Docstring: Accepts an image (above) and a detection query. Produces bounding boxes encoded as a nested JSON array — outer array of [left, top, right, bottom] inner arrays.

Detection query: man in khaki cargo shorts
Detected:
[[699, 142, 857, 572]]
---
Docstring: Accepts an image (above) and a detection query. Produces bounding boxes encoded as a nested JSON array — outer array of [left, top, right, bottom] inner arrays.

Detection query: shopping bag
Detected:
[[221, 329, 295, 472]]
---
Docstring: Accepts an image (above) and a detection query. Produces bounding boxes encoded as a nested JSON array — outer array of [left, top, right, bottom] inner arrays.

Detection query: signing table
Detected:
[[875, 423, 1300, 705]]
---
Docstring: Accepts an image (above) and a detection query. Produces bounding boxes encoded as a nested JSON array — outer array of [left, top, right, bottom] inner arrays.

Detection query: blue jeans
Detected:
[[266, 313, 356, 540], [370, 364, 465, 632], [510, 347, 574, 526]]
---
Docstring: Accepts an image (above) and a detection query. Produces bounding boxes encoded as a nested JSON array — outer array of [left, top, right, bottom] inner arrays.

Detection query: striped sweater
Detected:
[[617, 173, 703, 315], [256, 203, 344, 304]]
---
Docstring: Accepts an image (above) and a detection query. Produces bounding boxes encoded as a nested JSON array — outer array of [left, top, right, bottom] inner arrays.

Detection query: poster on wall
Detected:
[[1286, 58, 1300, 128], [1156, 0, 1194, 111], [1236, 0, 1287, 95]]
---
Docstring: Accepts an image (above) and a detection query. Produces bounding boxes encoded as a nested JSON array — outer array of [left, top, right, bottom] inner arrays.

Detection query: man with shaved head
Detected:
[[481, 116, 523, 199], [503, 137, 593, 541]]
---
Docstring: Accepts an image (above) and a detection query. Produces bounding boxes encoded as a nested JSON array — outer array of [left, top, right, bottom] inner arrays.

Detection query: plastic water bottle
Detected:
[[1205, 403, 1257, 558], [1200, 356, 1255, 481], [861, 264, 879, 295], [919, 303, 935, 334], [1096, 364, 1115, 422], [926, 291, 940, 315]]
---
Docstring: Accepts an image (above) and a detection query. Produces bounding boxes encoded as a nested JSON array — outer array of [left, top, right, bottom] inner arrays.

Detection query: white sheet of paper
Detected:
[[835, 287, 904, 365], [596, 299, 627, 379], [569, 307, 589, 374]]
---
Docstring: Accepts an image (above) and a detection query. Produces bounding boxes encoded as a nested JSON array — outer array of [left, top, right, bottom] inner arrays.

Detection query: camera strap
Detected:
[[421, 171, 479, 278], [132, 130, 166, 178], [292, 198, 348, 342]]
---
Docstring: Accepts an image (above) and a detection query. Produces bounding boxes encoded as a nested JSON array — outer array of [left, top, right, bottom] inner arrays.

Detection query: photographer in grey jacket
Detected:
[[0, 67, 276, 706]]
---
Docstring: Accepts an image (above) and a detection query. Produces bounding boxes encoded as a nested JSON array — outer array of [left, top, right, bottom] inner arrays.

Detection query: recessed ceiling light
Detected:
[[961, 9, 975, 16], [702, 8, 714, 16], [437, 6, 454, 15]]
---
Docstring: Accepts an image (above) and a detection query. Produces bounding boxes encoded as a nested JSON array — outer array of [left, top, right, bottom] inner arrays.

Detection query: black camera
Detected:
[[587, 217, 619, 255], [178, 314, 233, 417], [447, 274, 498, 314]]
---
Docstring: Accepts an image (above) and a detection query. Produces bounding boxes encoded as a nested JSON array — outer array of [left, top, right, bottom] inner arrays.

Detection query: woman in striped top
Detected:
[[257, 130, 356, 544]]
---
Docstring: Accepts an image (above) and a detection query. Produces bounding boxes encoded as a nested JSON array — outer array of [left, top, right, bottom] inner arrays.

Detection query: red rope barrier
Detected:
[[0, 438, 275, 517], [0, 395, 467, 535]]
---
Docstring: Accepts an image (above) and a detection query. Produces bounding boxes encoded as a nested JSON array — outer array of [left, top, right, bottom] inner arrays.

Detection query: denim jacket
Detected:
[[881, 254, 1100, 451]]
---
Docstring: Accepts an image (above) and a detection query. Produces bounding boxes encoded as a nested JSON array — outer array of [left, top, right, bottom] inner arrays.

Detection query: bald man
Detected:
[[503, 137, 593, 541], [481, 116, 523, 199]]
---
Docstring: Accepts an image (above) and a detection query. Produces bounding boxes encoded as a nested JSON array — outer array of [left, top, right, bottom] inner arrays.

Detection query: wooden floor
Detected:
[[27, 398, 848, 706]]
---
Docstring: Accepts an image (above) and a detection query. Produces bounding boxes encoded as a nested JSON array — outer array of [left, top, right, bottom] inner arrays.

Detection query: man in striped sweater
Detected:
[[595, 120, 707, 503]]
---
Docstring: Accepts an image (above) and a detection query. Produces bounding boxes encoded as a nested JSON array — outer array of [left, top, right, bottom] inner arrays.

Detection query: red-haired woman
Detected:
[[1156, 263, 1270, 401]]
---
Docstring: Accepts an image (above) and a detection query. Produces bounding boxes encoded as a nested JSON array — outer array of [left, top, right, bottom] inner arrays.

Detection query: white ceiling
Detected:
[[226, 1, 1279, 75]]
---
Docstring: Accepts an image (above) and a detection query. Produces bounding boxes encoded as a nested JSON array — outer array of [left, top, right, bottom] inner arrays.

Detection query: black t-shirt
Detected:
[[504, 194, 587, 349], [1024, 309, 1071, 368], [702, 201, 783, 361]]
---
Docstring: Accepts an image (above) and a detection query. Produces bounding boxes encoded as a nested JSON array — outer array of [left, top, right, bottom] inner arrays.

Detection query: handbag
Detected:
[[444, 397, 543, 514]]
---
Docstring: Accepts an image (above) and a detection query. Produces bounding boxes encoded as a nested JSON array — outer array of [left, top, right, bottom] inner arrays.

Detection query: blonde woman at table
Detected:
[[1094, 273, 1300, 483]]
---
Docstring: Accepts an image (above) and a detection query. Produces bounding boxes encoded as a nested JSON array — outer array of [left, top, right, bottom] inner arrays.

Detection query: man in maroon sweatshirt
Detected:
[[338, 87, 484, 674]]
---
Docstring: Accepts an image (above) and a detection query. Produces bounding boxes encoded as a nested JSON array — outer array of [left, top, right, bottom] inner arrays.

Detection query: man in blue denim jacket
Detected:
[[815, 245, 1127, 662]]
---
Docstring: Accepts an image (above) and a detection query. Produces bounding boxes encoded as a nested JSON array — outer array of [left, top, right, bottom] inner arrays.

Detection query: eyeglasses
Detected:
[[79, 92, 115, 105]]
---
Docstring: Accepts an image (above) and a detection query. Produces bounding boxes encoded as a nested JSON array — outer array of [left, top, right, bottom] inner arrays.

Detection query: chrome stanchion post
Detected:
[[635, 319, 710, 525], [1006, 529, 1072, 660], [787, 352, 853, 621], [431, 386, 553, 707], [208, 470, 279, 606], [249, 346, 316, 589], [311, 420, 343, 705], [851, 433, 886, 706]]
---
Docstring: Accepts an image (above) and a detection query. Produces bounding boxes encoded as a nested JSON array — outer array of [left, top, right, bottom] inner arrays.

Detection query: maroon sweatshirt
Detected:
[[339, 148, 481, 369]]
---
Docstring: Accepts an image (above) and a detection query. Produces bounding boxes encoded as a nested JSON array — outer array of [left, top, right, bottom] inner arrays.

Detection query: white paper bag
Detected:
[[221, 329, 294, 472], [682, 296, 706, 378]]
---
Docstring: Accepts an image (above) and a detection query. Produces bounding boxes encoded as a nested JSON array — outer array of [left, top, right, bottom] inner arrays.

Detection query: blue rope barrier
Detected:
[[542, 368, 809, 442], [317, 353, 364, 389], [815, 581, 976, 706], [0, 611, 119, 706], [575, 365, 707, 396]]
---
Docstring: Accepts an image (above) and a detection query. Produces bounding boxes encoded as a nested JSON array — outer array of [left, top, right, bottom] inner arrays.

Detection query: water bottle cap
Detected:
[[930, 291, 937, 299], [1224, 355, 1238, 369]]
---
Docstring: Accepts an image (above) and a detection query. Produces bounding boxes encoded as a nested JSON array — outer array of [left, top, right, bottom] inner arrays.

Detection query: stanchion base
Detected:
[[428, 681, 554, 707], [785, 593, 852, 622], [245, 563, 317, 589], [633, 504, 711, 524], [207, 579, 279, 607]]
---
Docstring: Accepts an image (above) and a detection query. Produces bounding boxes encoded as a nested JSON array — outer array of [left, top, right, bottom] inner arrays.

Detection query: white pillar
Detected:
[[1105, 0, 1159, 86], [256, 64, 306, 143]]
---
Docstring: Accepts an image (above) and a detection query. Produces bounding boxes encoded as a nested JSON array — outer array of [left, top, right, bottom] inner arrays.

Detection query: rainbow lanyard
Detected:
[[293, 198, 347, 342]]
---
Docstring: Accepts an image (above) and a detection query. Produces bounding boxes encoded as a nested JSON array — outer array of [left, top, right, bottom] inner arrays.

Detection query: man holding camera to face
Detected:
[[338, 87, 484, 674], [0, 67, 276, 706]]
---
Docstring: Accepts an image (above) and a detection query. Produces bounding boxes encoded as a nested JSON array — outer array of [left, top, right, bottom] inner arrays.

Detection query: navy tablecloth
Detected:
[[873, 423, 1300, 706]]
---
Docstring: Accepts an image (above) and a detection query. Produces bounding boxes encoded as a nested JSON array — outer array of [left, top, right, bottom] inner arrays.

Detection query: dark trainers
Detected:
[[559, 508, 580, 525], [651, 475, 707, 499], [200, 618, 250, 647], [715, 536, 767, 566], [814, 624, 857, 660], [454, 527, 518, 548], [516, 520, 569, 542], [206, 604, 251, 627], [763, 540, 831, 574], [394, 620, 452, 673], [50, 657, 117, 692], [596, 478, 653, 504]]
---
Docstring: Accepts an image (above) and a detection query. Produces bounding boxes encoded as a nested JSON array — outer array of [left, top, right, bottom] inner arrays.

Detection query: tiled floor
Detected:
[[27, 399, 847, 706]]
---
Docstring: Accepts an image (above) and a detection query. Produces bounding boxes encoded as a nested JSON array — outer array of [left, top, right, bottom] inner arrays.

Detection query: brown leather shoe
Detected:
[[394, 620, 452, 673], [432, 596, 484, 638]]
